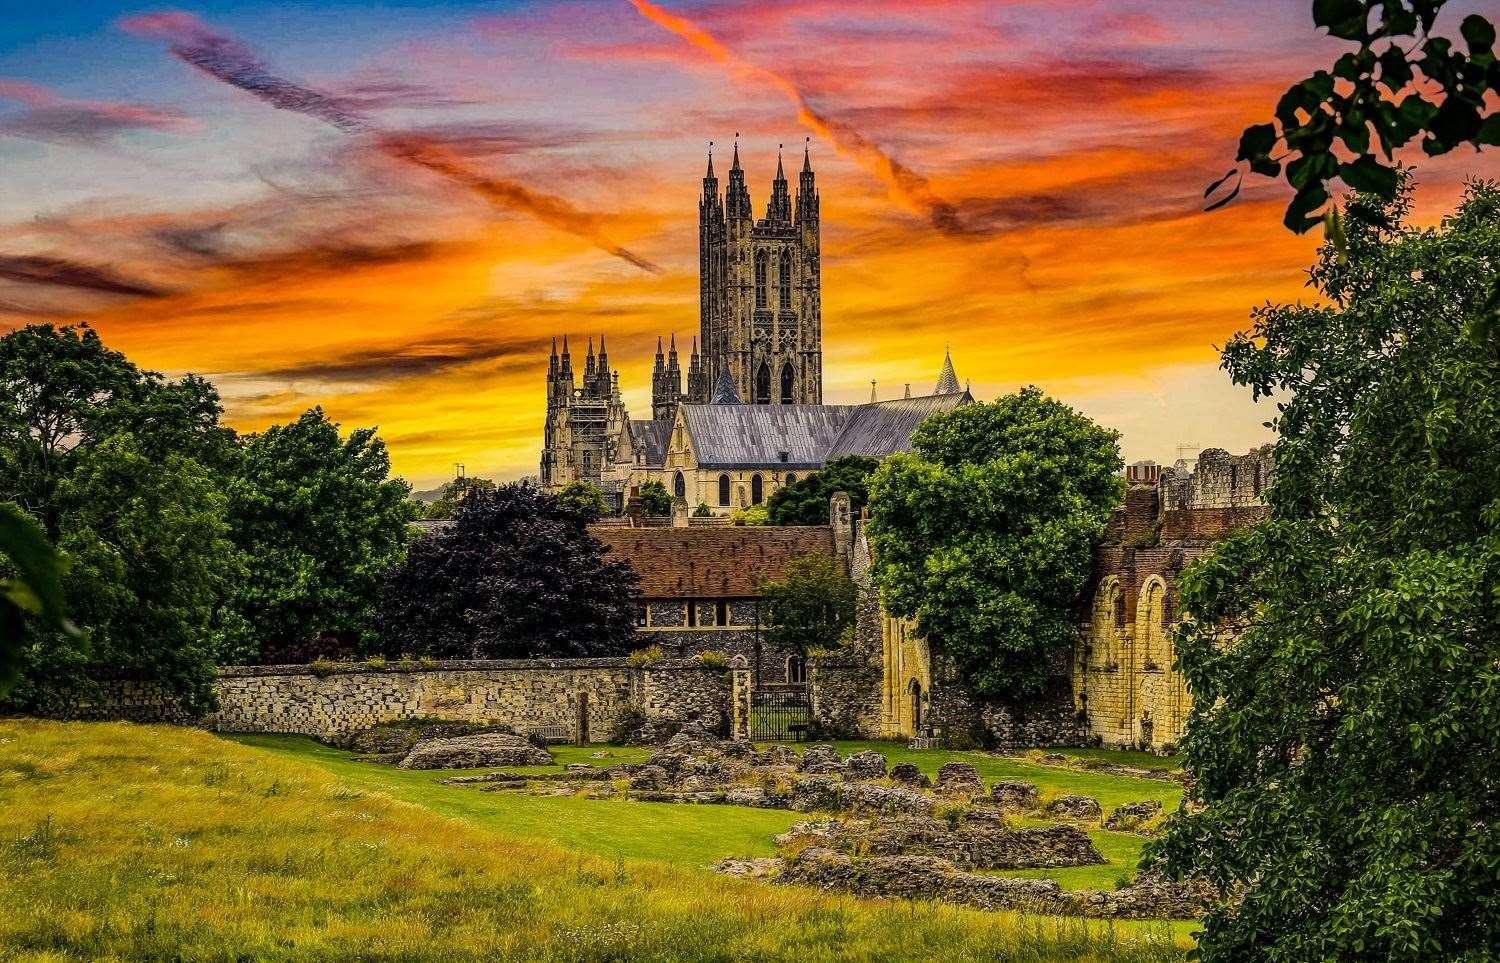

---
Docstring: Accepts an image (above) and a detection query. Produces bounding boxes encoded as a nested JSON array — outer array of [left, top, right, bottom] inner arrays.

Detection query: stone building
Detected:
[[1074, 446, 1273, 749], [540, 142, 965, 507], [593, 524, 839, 683], [834, 447, 1274, 750], [539, 336, 628, 496]]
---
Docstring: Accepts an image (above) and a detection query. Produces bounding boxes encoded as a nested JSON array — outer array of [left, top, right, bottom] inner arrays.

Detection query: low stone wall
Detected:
[[64, 658, 729, 744]]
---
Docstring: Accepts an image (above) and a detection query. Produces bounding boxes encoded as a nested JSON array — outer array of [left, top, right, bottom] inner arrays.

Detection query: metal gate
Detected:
[[751, 685, 811, 742]]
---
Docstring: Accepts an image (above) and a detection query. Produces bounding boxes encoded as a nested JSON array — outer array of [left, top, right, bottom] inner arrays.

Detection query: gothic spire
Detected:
[[803, 136, 812, 173], [935, 346, 961, 395], [710, 364, 741, 405], [706, 141, 714, 178], [731, 133, 740, 171]]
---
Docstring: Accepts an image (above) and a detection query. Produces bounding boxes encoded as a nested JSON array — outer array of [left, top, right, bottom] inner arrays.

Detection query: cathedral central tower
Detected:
[[689, 137, 822, 406]]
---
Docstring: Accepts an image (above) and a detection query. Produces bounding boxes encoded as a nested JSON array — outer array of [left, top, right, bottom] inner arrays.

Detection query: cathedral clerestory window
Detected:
[[778, 250, 792, 310], [755, 250, 768, 309], [780, 362, 794, 404]]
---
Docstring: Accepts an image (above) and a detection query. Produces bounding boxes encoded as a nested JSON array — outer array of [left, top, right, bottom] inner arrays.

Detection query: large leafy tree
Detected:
[[867, 389, 1122, 696], [379, 483, 640, 659], [766, 455, 879, 525], [0, 504, 76, 695], [1208, 0, 1496, 230], [1155, 182, 1500, 960], [0, 323, 233, 538], [10, 435, 236, 714], [637, 480, 671, 517], [761, 552, 857, 654], [0, 324, 236, 709], [226, 408, 416, 662]]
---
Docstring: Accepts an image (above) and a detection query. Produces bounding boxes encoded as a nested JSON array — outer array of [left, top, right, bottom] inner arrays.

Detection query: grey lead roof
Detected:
[[825, 392, 971, 460], [629, 418, 672, 467], [679, 391, 972, 469]]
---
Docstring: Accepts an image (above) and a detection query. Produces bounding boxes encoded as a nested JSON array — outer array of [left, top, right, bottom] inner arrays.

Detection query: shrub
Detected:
[[729, 505, 768, 526], [363, 656, 387, 671], [694, 650, 727, 669], [692, 502, 713, 518], [627, 645, 663, 668], [308, 659, 338, 678], [396, 654, 420, 672]]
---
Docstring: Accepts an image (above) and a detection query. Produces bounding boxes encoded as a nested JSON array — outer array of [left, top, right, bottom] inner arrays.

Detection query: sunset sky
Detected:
[[2, 0, 1495, 487]]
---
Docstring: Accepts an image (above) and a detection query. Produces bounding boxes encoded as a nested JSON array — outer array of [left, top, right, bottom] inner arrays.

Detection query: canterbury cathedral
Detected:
[[540, 141, 969, 513]]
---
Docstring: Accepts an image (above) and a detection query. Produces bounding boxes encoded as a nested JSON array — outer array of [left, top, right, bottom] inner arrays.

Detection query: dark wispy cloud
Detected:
[[256, 334, 542, 385], [0, 77, 196, 146], [119, 12, 658, 272], [0, 254, 167, 297]]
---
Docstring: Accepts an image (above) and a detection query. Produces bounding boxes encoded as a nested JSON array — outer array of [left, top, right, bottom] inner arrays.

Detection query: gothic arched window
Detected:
[[754, 363, 771, 405], [751, 474, 764, 504], [780, 362, 794, 404], [785, 473, 796, 486], [778, 250, 792, 310], [673, 471, 686, 499], [718, 473, 731, 506], [754, 250, 768, 310]]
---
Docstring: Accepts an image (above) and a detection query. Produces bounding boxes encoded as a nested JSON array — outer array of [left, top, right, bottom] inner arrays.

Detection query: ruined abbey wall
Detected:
[[1074, 447, 1272, 750]]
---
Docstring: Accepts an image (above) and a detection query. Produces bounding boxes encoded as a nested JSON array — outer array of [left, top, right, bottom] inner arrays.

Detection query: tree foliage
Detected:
[[421, 475, 497, 521], [378, 483, 640, 659], [637, 480, 671, 517], [554, 480, 608, 522], [0, 325, 235, 711], [13, 435, 237, 714], [760, 552, 857, 655], [867, 389, 1122, 697], [1155, 181, 1500, 960], [1208, 1, 1497, 230], [766, 455, 879, 525], [226, 408, 416, 663], [0, 504, 76, 695]]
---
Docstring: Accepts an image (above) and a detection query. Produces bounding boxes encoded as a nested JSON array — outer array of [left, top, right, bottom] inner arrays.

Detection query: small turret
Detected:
[[595, 334, 611, 395], [559, 334, 574, 403], [796, 136, 818, 225], [767, 144, 791, 223], [583, 336, 597, 392], [726, 133, 751, 220]]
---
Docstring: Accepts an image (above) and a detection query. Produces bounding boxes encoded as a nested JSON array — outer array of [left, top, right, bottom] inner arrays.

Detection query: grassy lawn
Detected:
[[1, 720, 1193, 961], [233, 734, 1170, 895], [231, 734, 795, 867], [823, 741, 1183, 812]]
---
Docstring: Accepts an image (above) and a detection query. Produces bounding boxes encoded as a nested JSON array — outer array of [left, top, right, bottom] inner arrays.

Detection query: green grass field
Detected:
[[1, 720, 1193, 961], [231, 734, 1174, 892]]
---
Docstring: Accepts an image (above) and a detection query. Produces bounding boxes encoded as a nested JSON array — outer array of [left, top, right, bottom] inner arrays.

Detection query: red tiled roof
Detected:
[[591, 525, 837, 599]]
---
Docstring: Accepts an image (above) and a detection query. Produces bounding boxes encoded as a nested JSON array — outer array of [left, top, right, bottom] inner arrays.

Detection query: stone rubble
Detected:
[[398, 731, 553, 770]]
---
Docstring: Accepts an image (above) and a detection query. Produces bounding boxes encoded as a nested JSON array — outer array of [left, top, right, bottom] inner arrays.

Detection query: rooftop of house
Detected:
[[591, 524, 837, 599]]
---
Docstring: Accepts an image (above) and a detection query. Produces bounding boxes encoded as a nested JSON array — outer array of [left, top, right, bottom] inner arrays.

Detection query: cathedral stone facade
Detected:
[[541, 142, 967, 510]]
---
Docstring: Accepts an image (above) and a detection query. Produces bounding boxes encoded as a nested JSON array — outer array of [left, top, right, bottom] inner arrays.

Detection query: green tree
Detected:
[[0, 323, 233, 538], [761, 552, 857, 654], [637, 480, 671, 517], [766, 455, 879, 525], [421, 475, 497, 521], [0, 504, 76, 695], [8, 435, 234, 714], [1154, 182, 1500, 960], [692, 502, 713, 518], [226, 408, 416, 662], [867, 389, 1122, 696], [0, 324, 235, 708], [1208, 1, 1497, 230], [555, 480, 608, 521]]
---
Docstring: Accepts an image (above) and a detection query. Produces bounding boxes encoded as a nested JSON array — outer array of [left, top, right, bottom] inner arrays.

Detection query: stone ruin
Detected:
[[421, 736, 1206, 919]]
